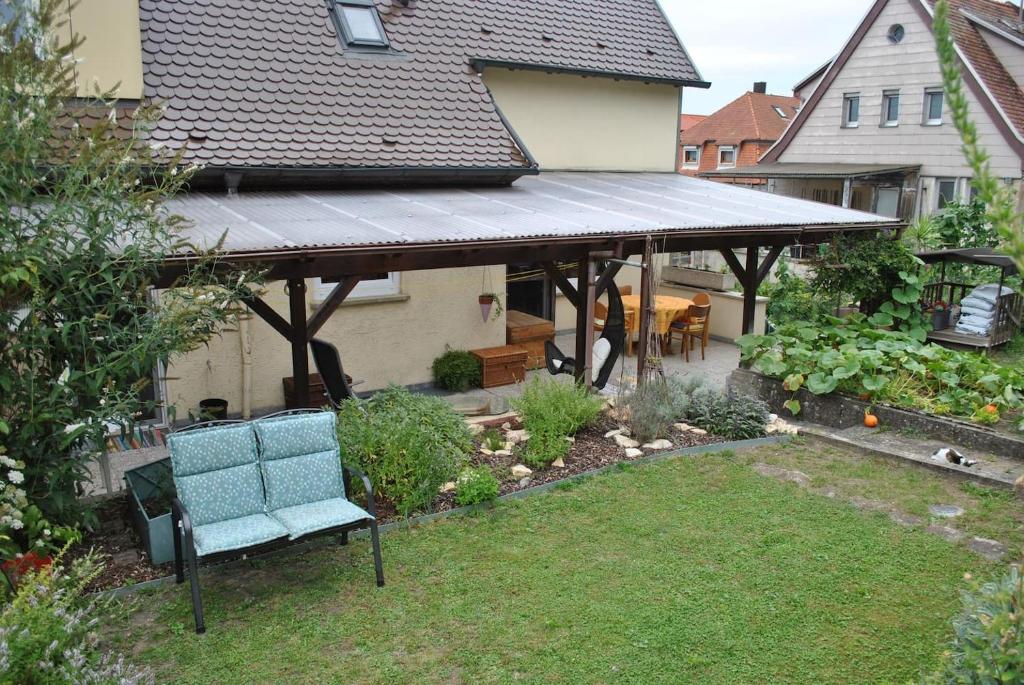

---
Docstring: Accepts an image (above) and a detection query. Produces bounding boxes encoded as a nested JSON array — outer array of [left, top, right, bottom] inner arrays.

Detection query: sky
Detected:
[[660, 0, 876, 115]]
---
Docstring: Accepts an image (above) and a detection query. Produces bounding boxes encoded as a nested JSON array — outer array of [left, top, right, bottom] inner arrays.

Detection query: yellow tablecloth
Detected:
[[621, 295, 694, 335]]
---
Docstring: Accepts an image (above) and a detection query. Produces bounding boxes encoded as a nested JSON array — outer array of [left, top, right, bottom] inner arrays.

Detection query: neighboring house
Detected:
[[59, 0, 709, 419], [711, 0, 1024, 221], [679, 82, 800, 184], [792, 59, 834, 106]]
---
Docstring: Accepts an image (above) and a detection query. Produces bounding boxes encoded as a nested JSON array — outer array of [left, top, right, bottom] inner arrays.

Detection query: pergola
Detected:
[[156, 172, 899, 402]]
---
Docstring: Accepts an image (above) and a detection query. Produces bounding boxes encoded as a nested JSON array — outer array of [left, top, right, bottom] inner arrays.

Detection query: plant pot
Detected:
[[479, 295, 495, 322], [931, 309, 950, 331], [660, 265, 736, 291], [198, 398, 228, 421], [124, 458, 176, 565]]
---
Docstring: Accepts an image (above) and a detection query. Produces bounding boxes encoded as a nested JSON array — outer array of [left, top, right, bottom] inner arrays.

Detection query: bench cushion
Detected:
[[192, 513, 289, 557], [270, 498, 371, 540], [254, 412, 346, 511], [168, 424, 267, 527]]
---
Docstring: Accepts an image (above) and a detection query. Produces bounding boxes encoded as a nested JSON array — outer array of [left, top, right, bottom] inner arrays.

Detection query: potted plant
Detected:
[[478, 292, 504, 322], [927, 300, 950, 331], [660, 265, 736, 291]]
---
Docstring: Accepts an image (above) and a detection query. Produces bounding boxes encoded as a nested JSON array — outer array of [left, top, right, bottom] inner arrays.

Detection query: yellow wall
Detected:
[[164, 267, 507, 419], [60, 0, 144, 98], [484, 69, 681, 171]]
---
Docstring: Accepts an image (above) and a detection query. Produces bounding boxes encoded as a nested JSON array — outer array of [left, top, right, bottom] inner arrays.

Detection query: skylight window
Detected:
[[772, 106, 787, 118], [330, 0, 389, 49]]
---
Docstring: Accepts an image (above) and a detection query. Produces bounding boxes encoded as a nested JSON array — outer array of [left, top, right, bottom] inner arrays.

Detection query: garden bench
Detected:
[[167, 409, 384, 634]]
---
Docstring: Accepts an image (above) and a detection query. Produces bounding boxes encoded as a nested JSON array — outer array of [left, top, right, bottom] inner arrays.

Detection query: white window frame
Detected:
[[717, 145, 736, 169], [313, 273, 400, 302], [923, 88, 944, 126], [772, 105, 787, 119], [842, 93, 860, 128], [329, 0, 389, 49], [881, 90, 900, 127], [682, 145, 700, 168]]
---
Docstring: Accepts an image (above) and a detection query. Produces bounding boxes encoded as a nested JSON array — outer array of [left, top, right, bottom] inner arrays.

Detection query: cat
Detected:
[[930, 447, 978, 467]]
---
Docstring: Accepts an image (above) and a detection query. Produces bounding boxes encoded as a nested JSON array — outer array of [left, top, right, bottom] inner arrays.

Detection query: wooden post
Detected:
[[574, 256, 597, 386], [842, 178, 853, 208], [287, 278, 310, 407], [636, 237, 654, 382], [741, 247, 759, 335]]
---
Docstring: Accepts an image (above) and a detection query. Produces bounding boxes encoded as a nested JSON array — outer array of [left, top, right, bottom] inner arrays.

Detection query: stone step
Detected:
[[792, 421, 1024, 491]]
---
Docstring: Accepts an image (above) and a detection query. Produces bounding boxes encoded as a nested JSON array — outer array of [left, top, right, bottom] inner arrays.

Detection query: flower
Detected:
[[7, 471, 24, 485]]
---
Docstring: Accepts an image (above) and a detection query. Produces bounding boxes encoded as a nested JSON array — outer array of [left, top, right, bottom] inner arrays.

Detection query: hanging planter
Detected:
[[477, 268, 504, 322], [479, 293, 495, 322]]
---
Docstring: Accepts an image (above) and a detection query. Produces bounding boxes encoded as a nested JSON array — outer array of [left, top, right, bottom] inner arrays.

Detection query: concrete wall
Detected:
[[164, 267, 507, 419], [484, 68, 681, 171], [776, 0, 1022, 180], [60, 0, 144, 99]]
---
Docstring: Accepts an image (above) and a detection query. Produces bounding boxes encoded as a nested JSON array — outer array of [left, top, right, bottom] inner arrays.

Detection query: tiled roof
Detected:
[[679, 114, 707, 133], [139, 0, 701, 174], [937, 0, 1024, 140], [681, 92, 800, 146]]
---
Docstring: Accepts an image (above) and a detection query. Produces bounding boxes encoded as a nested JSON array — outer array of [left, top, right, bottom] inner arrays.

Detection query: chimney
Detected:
[[753, 81, 767, 94]]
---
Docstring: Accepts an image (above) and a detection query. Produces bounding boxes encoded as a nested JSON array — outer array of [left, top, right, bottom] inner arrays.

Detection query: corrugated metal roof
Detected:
[[167, 172, 897, 256], [701, 163, 921, 179]]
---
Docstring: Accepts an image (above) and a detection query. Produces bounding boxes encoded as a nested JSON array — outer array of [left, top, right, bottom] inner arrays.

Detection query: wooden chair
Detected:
[[668, 303, 711, 362], [691, 292, 712, 349]]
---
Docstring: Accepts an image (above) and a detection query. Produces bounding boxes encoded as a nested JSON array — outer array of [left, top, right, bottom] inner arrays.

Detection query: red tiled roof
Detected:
[[681, 92, 800, 146], [139, 0, 703, 174], [679, 114, 707, 132]]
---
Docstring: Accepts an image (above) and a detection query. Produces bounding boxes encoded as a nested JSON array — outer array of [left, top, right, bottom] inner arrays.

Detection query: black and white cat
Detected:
[[930, 447, 978, 467]]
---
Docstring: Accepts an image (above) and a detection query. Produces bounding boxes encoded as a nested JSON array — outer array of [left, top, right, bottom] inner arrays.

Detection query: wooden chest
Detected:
[[470, 345, 528, 389], [506, 310, 555, 370]]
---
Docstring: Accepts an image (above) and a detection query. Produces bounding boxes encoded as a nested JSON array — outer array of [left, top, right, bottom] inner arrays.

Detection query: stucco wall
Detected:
[[164, 267, 507, 419], [60, 0, 144, 99], [776, 0, 1022, 179], [484, 69, 681, 171]]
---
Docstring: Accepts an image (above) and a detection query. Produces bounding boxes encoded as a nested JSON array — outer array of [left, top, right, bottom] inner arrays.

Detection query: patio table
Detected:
[[621, 295, 694, 335]]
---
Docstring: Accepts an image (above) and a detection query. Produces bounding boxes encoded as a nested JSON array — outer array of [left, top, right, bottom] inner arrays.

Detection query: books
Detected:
[[104, 425, 166, 453]]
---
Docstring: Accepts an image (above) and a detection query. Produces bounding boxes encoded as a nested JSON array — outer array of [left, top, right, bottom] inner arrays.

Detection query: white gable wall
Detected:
[[777, 0, 1022, 181], [977, 25, 1024, 90]]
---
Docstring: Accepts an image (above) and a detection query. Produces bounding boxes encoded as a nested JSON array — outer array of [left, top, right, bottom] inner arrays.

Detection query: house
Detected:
[[56, 0, 894, 424], [706, 0, 1024, 220], [679, 82, 800, 185]]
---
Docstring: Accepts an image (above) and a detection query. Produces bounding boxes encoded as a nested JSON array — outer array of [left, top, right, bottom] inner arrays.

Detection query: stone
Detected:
[[690, 428, 708, 436], [494, 449, 512, 457], [501, 422, 511, 431], [889, 511, 923, 528], [768, 414, 778, 423], [604, 428, 627, 438], [968, 537, 1006, 561], [518, 477, 532, 488], [673, 423, 692, 432], [642, 439, 673, 450], [565, 436, 575, 444], [111, 549, 140, 566], [624, 448, 643, 459], [551, 457, 566, 468], [752, 463, 811, 488], [467, 423, 485, 436], [929, 504, 965, 519], [926, 524, 965, 542], [613, 434, 640, 449], [503, 441, 515, 451], [505, 429, 529, 444], [479, 447, 494, 456], [511, 464, 532, 478], [439, 481, 456, 494]]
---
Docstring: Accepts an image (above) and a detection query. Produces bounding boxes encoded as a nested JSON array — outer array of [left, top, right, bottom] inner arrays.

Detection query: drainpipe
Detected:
[[239, 308, 253, 419]]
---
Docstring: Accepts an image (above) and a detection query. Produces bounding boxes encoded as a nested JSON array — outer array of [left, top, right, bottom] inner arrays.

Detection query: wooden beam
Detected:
[[741, 247, 759, 336], [719, 248, 747, 283], [287, 279, 311, 408], [636, 237, 654, 382], [755, 245, 786, 286], [574, 256, 597, 386], [244, 296, 293, 340], [594, 261, 622, 299], [542, 262, 580, 308], [306, 276, 361, 340]]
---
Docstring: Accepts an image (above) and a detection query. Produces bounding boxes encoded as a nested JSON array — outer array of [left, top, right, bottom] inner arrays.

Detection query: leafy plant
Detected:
[[738, 316, 1024, 426], [922, 565, 1023, 684], [432, 348, 482, 392], [0, 547, 154, 684], [455, 466, 500, 507], [480, 428, 505, 452], [933, 200, 997, 249], [759, 259, 829, 327], [685, 386, 769, 440], [867, 269, 929, 341], [0, 1, 258, 532], [512, 378, 603, 469], [624, 375, 705, 444], [811, 233, 921, 316], [335, 386, 472, 516]]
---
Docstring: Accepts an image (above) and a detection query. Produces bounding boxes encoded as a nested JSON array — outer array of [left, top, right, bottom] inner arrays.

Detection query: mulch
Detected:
[[74, 414, 724, 592]]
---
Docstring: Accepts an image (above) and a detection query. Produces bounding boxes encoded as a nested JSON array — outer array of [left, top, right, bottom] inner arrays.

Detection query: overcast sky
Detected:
[[660, 0, 875, 114]]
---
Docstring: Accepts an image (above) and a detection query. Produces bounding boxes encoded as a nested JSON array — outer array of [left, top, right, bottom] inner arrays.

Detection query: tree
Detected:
[[0, 0, 258, 541]]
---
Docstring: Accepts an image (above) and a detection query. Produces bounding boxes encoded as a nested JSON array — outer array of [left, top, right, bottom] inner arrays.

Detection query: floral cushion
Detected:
[[191, 513, 288, 557], [261, 450, 344, 511], [270, 498, 371, 540], [254, 412, 339, 462], [167, 423, 258, 477], [175, 463, 267, 527]]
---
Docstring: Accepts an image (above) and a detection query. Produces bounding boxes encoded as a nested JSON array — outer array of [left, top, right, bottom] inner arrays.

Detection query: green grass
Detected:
[[120, 442, 1021, 684]]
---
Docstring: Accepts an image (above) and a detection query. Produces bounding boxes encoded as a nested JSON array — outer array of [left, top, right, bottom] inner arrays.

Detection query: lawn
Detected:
[[120, 440, 1020, 684]]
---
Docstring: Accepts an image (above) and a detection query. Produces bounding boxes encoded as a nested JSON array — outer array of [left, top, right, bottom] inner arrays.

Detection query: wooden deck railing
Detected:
[[923, 281, 1023, 348]]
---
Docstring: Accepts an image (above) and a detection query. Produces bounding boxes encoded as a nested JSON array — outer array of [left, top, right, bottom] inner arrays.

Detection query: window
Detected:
[[881, 90, 900, 126], [717, 145, 736, 169], [313, 273, 400, 302], [329, 0, 389, 48], [937, 179, 957, 209], [875, 187, 901, 218], [842, 93, 860, 127], [772, 105, 787, 118], [682, 145, 700, 167], [887, 24, 906, 44], [923, 88, 943, 125]]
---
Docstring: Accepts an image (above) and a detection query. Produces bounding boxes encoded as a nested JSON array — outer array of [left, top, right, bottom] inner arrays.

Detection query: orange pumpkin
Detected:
[[864, 413, 879, 428], [984, 404, 998, 414]]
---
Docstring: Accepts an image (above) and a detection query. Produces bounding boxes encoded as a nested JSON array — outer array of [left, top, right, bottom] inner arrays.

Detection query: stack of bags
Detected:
[[955, 283, 1014, 336]]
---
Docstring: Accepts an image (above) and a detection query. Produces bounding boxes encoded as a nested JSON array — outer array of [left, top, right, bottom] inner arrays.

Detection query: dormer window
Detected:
[[330, 0, 389, 49]]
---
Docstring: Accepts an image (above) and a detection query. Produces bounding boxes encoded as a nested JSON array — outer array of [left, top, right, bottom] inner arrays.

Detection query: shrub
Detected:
[[432, 349, 481, 392], [624, 376, 705, 444], [759, 259, 829, 328], [336, 386, 472, 516], [0, 550, 153, 684], [922, 566, 1023, 684], [455, 466, 500, 507], [480, 428, 504, 452], [685, 386, 769, 440], [512, 379, 604, 469]]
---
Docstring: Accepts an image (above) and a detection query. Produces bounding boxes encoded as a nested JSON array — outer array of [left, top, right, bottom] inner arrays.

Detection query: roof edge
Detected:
[[470, 58, 711, 88], [187, 165, 538, 191], [652, 0, 708, 85]]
